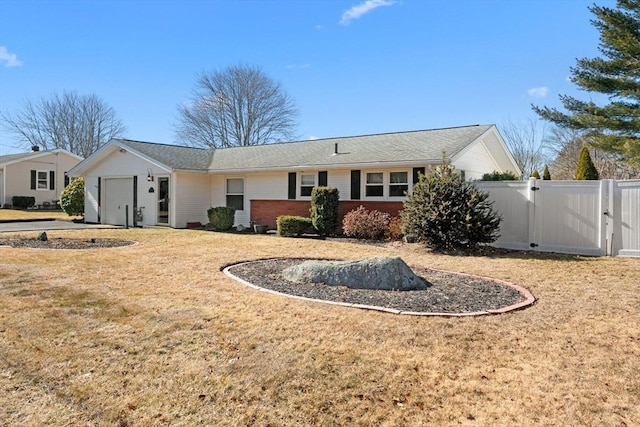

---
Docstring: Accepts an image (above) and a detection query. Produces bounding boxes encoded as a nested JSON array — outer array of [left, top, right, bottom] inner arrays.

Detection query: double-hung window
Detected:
[[365, 172, 384, 197], [226, 178, 244, 211], [300, 174, 315, 197], [37, 171, 49, 190], [389, 172, 408, 196]]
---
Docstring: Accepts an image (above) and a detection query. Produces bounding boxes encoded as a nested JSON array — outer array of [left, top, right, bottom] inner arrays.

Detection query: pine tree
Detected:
[[575, 147, 600, 180], [531, 169, 541, 179], [543, 165, 551, 180], [533, 0, 640, 166], [400, 161, 501, 251]]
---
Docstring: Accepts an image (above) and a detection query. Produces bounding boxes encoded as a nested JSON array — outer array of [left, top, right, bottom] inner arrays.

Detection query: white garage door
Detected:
[[104, 178, 134, 226]]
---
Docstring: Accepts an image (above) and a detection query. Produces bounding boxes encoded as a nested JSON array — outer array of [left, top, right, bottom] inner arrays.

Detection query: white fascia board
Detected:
[[206, 160, 441, 175]]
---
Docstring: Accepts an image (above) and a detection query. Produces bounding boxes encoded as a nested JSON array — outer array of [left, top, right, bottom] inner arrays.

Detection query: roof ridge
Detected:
[[117, 138, 211, 151], [213, 124, 493, 151]]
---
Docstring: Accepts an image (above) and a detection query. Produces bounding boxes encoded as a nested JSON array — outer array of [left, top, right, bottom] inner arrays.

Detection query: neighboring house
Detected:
[[0, 148, 83, 208], [67, 124, 521, 228]]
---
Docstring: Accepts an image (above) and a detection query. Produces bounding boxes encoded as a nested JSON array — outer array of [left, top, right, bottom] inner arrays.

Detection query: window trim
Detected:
[[389, 171, 409, 197], [299, 173, 316, 198], [36, 170, 49, 191], [226, 178, 244, 211], [365, 172, 384, 197]]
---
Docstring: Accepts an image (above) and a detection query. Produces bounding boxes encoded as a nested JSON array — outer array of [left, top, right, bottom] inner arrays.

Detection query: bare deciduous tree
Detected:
[[500, 118, 548, 178], [1, 91, 126, 157], [176, 64, 298, 148], [545, 126, 640, 179]]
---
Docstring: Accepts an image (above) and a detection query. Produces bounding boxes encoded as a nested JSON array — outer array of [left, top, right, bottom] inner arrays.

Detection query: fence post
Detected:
[[527, 177, 538, 249]]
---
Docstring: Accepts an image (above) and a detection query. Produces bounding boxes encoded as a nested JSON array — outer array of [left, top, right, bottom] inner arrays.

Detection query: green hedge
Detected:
[[310, 186, 340, 236], [11, 196, 36, 209], [207, 206, 236, 231], [277, 215, 313, 237]]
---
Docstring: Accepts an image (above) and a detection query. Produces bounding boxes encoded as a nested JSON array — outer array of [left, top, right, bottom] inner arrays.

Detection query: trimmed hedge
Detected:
[[277, 215, 313, 237], [207, 206, 236, 231], [11, 196, 36, 209], [310, 186, 340, 236]]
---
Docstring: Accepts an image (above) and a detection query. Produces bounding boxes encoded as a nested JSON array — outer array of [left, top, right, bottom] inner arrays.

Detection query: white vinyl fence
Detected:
[[475, 179, 640, 257]]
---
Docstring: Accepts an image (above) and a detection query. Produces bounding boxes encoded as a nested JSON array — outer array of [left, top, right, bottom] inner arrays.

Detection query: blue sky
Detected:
[[0, 0, 614, 155]]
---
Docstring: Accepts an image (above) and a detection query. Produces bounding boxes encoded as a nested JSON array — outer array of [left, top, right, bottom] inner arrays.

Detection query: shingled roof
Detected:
[[115, 139, 214, 171], [209, 125, 493, 171], [72, 124, 500, 174]]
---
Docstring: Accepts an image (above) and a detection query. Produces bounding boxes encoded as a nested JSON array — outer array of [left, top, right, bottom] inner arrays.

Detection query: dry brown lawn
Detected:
[[0, 209, 80, 221], [0, 228, 638, 426]]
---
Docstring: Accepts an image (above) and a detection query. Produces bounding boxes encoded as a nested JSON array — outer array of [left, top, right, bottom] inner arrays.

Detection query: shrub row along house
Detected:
[[0, 147, 83, 209], [68, 124, 520, 229]]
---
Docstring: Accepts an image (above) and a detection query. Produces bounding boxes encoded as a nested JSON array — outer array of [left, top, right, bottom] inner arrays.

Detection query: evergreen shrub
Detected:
[[277, 215, 313, 237], [60, 177, 85, 216], [400, 162, 501, 251], [480, 170, 520, 181], [342, 206, 391, 240], [11, 196, 36, 209], [310, 186, 340, 236], [543, 165, 551, 180], [207, 206, 236, 231], [575, 146, 600, 180]]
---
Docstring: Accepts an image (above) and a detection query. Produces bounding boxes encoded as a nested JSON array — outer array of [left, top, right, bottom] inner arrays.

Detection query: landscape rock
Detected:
[[38, 231, 48, 241], [282, 256, 427, 291]]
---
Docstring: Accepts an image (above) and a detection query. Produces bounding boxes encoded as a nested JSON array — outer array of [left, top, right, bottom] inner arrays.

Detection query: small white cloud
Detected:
[[527, 86, 548, 98], [286, 64, 311, 69], [0, 46, 22, 67], [308, 135, 319, 140], [340, 0, 396, 25]]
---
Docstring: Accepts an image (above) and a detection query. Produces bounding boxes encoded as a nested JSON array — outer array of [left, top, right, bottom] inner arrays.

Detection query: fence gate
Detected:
[[477, 179, 640, 257]]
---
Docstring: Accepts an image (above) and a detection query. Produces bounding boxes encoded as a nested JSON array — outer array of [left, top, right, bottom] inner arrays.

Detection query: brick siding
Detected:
[[250, 199, 404, 230]]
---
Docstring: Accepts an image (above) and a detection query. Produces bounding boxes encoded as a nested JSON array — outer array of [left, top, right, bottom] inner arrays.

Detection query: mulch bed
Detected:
[[0, 238, 135, 249], [227, 258, 527, 314]]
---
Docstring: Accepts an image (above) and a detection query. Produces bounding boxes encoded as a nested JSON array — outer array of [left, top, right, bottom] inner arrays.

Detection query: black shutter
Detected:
[[318, 171, 328, 187], [64, 174, 70, 187], [350, 170, 361, 200], [288, 172, 296, 199], [30, 170, 36, 190], [49, 171, 55, 190], [97, 177, 101, 222], [133, 176, 138, 227], [413, 167, 425, 185]]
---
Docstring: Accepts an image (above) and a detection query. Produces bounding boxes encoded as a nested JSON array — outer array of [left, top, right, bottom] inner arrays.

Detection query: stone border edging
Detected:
[[222, 259, 536, 317]]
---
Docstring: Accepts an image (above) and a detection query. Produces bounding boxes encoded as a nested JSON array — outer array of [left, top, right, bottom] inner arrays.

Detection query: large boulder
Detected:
[[282, 256, 427, 291]]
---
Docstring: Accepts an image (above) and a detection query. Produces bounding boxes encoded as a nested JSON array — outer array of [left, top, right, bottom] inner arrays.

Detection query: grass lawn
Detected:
[[0, 208, 80, 221], [1, 228, 638, 426]]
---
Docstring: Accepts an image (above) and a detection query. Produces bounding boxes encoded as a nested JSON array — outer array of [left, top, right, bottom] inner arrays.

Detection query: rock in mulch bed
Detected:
[[226, 258, 528, 314], [0, 238, 135, 249]]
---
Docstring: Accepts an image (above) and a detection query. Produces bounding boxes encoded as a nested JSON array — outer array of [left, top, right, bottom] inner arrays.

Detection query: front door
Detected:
[[157, 177, 169, 224]]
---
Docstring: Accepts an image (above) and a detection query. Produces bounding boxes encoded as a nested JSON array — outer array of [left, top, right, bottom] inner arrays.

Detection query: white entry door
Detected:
[[104, 178, 134, 226]]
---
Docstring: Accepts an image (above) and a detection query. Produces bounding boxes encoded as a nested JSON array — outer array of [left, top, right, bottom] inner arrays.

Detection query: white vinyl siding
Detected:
[[172, 171, 210, 228], [454, 141, 502, 180]]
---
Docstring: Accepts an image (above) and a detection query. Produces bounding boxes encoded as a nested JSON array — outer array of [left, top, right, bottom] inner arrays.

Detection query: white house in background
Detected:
[[0, 148, 83, 208], [67, 124, 521, 228]]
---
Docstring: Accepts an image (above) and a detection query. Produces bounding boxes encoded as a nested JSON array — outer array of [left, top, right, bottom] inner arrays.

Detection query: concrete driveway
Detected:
[[0, 220, 121, 233]]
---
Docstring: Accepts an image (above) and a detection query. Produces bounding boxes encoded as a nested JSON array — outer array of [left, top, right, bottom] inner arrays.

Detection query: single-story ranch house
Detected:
[[68, 124, 521, 229], [0, 147, 83, 208]]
